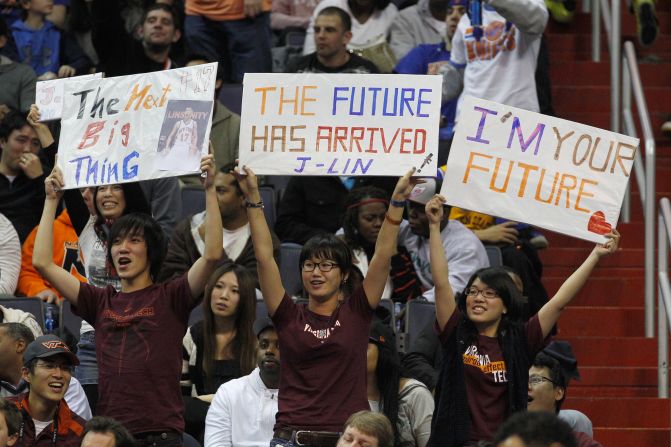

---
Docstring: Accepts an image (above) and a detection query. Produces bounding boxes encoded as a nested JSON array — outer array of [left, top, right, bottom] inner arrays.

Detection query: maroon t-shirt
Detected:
[[272, 287, 374, 431], [73, 274, 197, 435], [439, 310, 547, 442]]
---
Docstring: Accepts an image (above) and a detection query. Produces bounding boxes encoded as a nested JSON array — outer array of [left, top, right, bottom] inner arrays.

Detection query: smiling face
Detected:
[[209, 271, 240, 320], [527, 366, 564, 413], [96, 184, 126, 220], [465, 278, 507, 335], [23, 355, 72, 404], [301, 257, 346, 303], [357, 202, 386, 245], [110, 231, 150, 282], [141, 8, 180, 47]]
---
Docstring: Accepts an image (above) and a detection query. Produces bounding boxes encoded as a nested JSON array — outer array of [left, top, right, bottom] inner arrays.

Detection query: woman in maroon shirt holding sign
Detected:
[[425, 193, 620, 447], [234, 164, 419, 447]]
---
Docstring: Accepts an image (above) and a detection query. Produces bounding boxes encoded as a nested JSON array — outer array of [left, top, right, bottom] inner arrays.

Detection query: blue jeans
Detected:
[[75, 330, 98, 385], [185, 13, 272, 83], [270, 437, 295, 447]]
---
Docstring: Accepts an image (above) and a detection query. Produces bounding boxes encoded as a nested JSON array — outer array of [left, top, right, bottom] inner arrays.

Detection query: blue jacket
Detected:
[[395, 42, 457, 140], [11, 19, 91, 76]]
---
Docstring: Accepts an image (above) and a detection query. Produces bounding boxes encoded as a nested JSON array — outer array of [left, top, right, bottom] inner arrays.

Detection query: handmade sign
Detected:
[[442, 96, 639, 243], [36, 73, 104, 121], [238, 73, 442, 176], [57, 63, 216, 188]]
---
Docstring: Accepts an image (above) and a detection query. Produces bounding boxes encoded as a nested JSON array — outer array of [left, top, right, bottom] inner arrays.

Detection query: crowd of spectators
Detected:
[[0, 0, 630, 446]]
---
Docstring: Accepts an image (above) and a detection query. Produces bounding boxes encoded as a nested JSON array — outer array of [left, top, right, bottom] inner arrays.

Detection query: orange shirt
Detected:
[[186, 0, 272, 22]]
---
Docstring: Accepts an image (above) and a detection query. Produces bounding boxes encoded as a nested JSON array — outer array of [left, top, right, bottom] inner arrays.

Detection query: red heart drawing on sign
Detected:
[[587, 211, 612, 235]]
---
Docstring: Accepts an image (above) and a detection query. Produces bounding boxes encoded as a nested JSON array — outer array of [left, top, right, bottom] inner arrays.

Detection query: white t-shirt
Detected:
[[191, 211, 250, 260], [32, 419, 51, 436], [303, 0, 398, 54], [450, 0, 547, 118]]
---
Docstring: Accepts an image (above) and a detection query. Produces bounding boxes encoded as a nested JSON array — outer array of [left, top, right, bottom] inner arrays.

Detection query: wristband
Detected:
[[385, 213, 402, 225], [390, 198, 406, 208], [244, 199, 264, 209]]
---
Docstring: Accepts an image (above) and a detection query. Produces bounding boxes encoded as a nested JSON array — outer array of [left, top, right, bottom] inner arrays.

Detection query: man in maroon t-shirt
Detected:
[[32, 155, 223, 446]]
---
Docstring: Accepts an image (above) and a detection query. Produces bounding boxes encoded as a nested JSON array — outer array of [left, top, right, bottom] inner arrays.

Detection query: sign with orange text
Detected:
[[442, 96, 638, 243], [57, 64, 216, 188], [238, 73, 442, 176]]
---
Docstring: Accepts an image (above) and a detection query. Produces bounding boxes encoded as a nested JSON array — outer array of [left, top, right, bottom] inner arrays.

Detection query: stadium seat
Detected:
[[404, 299, 435, 353], [485, 245, 503, 267], [259, 185, 277, 229], [188, 305, 204, 327], [279, 243, 303, 297], [180, 185, 205, 219], [60, 300, 83, 341], [218, 84, 243, 115]]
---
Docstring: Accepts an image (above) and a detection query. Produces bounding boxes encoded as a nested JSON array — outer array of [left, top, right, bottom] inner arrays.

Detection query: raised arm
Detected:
[[187, 155, 224, 298], [32, 168, 82, 304], [538, 230, 620, 338], [364, 168, 418, 308], [234, 165, 285, 316], [27, 105, 55, 149], [427, 195, 456, 330]]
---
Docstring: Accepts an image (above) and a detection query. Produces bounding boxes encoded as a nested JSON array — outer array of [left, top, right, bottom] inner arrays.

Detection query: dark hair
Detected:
[[343, 411, 394, 447], [457, 266, 526, 333], [532, 352, 567, 413], [299, 233, 354, 294], [142, 3, 181, 30], [0, 322, 35, 344], [218, 162, 243, 196], [493, 411, 578, 447], [0, 110, 29, 141], [92, 182, 151, 245], [186, 53, 225, 83], [342, 186, 389, 253], [371, 340, 402, 445], [106, 213, 167, 282], [318, 6, 352, 31], [84, 416, 137, 447], [0, 399, 21, 437], [201, 264, 257, 386], [0, 14, 8, 38]]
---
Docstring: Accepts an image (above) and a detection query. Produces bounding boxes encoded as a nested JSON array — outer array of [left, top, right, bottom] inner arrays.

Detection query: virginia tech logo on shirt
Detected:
[[463, 344, 508, 383], [465, 21, 517, 62], [303, 320, 340, 340]]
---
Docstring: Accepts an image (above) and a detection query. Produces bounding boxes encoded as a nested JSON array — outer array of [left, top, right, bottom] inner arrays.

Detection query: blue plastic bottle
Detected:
[[45, 306, 55, 334], [470, 0, 484, 41]]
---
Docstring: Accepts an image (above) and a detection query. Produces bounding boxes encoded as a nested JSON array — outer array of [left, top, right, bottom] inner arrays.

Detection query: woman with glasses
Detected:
[[234, 164, 419, 447], [424, 194, 620, 447]]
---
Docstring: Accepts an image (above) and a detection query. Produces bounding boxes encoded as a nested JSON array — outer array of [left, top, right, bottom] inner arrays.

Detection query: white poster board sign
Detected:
[[57, 64, 217, 188], [238, 73, 442, 176], [36, 73, 104, 121], [442, 96, 639, 243]]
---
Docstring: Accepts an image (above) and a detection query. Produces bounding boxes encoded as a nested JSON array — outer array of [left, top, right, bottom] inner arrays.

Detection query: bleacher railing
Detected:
[[657, 198, 671, 398], [590, 0, 656, 341]]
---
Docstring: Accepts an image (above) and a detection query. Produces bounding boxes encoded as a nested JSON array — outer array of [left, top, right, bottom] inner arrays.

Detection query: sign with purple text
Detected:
[[36, 73, 104, 121], [57, 64, 216, 188], [238, 73, 442, 176], [442, 96, 639, 243]]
